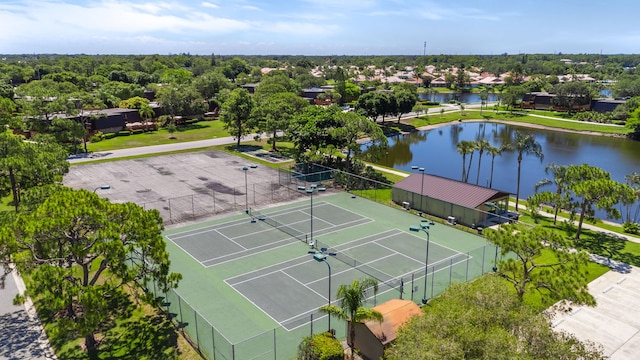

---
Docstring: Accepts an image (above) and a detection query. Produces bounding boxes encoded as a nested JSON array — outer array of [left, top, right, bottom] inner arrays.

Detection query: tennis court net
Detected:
[[250, 208, 308, 244], [315, 239, 398, 288]]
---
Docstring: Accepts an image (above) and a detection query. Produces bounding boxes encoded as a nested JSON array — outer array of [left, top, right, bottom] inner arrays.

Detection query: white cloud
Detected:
[[264, 22, 339, 35], [201, 2, 219, 9], [0, 0, 251, 43], [241, 5, 261, 11]]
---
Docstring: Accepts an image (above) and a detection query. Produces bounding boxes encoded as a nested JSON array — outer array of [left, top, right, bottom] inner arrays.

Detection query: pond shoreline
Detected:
[[413, 119, 629, 139]]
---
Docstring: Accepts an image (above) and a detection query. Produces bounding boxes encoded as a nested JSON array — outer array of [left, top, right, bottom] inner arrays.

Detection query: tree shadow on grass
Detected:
[[577, 230, 640, 267], [100, 313, 180, 360], [176, 123, 209, 132]]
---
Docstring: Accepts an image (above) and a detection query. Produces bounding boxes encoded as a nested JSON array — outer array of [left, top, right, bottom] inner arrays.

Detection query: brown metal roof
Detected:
[[394, 173, 510, 209], [363, 299, 422, 345]]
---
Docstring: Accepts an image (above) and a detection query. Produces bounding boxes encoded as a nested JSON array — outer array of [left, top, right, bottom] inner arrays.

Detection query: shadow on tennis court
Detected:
[[167, 202, 372, 267], [224, 228, 470, 331]]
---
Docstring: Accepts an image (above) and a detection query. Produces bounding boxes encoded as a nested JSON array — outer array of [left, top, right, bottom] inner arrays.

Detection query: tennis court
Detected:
[[160, 191, 496, 360], [166, 202, 372, 266], [225, 228, 467, 330]]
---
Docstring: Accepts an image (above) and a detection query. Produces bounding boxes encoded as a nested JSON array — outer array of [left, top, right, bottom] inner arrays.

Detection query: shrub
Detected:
[[298, 332, 343, 360], [89, 131, 105, 143], [623, 222, 639, 235]]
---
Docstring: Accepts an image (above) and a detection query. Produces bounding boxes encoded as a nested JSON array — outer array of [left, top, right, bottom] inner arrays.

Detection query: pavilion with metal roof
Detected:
[[392, 173, 511, 227]]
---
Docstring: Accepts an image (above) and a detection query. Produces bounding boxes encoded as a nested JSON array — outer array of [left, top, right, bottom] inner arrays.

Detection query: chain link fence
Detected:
[[141, 177, 309, 224], [152, 163, 510, 359], [149, 242, 500, 360]]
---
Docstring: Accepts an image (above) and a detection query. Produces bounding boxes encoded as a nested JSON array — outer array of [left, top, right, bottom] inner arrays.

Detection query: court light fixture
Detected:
[[308, 247, 337, 332], [242, 165, 258, 214], [93, 184, 110, 193], [409, 219, 435, 305], [299, 184, 318, 245]]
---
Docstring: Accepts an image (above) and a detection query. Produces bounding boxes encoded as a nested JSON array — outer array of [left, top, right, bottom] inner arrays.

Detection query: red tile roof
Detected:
[[394, 173, 510, 209], [363, 299, 422, 345]]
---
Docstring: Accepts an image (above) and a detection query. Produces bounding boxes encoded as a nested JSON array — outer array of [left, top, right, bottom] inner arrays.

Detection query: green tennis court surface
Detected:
[[166, 202, 372, 266], [226, 228, 467, 331], [160, 191, 496, 360]]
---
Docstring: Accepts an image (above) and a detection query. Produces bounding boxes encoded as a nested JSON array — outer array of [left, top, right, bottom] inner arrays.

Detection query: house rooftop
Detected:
[[363, 299, 422, 345]]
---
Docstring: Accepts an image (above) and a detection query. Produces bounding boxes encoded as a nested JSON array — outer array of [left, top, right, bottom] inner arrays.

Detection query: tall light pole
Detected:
[[242, 165, 258, 214], [409, 219, 435, 304], [411, 165, 425, 212], [298, 184, 317, 245], [93, 184, 110, 193], [309, 248, 336, 331]]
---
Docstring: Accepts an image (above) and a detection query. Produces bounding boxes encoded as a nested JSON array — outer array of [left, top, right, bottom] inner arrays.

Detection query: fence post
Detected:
[[273, 328, 277, 360], [178, 296, 184, 330], [213, 190, 216, 214], [449, 258, 453, 286], [465, 253, 470, 281], [253, 183, 256, 207], [430, 266, 435, 299], [211, 325, 216, 360], [411, 273, 414, 301], [232, 344, 235, 360], [481, 245, 486, 274], [194, 309, 200, 352], [191, 195, 195, 219], [168, 198, 173, 222]]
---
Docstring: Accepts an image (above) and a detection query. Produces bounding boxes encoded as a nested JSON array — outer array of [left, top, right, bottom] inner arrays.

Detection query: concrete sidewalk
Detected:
[[0, 267, 56, 359], [549, 264, 640, 359]]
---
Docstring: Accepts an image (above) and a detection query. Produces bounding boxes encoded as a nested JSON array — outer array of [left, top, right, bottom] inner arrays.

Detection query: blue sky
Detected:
[[1, 0, 639, 55]]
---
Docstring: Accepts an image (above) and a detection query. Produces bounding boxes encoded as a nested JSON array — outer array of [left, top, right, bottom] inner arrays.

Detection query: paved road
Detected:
[[68, 135, 252, 164], [0, 267, 56, 359]]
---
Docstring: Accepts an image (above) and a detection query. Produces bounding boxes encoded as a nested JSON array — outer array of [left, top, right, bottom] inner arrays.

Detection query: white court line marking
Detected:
[[213, 229, 247, 250], [224, 279, 284, 326], [228, 257, 312, 286], [372, 241, 425, 265], [202, 240, 296, 267], [168, 202, 316, 239], [201, 238, 291, 266], [203, 216, 373, 268], [164, 235, 208, 266], [305, 252, 399, 287], [283, 256, 473, 332], [281, 271, 326, 299]]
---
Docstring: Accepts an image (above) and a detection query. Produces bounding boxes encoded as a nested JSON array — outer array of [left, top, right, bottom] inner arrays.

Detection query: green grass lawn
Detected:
[[520, 248, 610, 311], [0, 194, 13, 212], [406, 110, 631, 136], [87, 120, 229, 152]]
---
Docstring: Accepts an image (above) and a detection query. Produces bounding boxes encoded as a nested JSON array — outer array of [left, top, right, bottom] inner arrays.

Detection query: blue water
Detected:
[[367, 122, 640, 222]]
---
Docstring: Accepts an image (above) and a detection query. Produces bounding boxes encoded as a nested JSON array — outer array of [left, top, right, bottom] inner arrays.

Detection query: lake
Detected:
[[367, 122, 640, 221]]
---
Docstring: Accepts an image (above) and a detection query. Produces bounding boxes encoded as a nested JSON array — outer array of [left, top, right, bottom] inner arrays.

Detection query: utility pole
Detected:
[[423, 41, 426, 56]]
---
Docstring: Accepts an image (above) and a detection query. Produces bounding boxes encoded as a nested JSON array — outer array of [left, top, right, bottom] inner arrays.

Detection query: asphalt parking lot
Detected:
[[63, 150, 302, 224]]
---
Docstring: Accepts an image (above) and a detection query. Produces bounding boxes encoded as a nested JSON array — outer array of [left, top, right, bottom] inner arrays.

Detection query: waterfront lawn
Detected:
[[517, 211, 640, 268], [405, 110, 630, 136]]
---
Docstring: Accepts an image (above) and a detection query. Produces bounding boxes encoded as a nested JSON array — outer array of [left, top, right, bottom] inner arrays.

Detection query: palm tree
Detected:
[[475, 139, 491, 185], [456, 140, 474, 182], [139, 104, 155, 132], [512, 131, 544, 211], [487, 143, 509, 188], [319, 278, 383, 360], [479, 88, 489, 114], [465, 141, 478, 183], [535, 163, 569, 224]]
